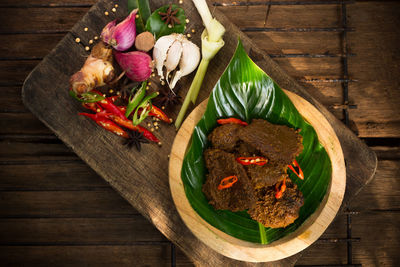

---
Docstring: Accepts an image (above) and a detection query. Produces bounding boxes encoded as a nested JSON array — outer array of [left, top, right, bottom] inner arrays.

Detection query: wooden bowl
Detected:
[[169, 90, 346, 262]]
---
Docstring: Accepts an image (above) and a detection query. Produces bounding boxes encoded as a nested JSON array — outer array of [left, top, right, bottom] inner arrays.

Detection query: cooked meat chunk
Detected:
[[238, 119, 303, 165], [234, 141, 259, 157], [208, 123, 242, 151], [248, 179, 304, 228], [202, 148, 255, 211], [246, 163, 288, 189]]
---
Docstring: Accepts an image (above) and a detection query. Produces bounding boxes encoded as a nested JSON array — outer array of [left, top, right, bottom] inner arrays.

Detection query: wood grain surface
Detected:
[[169, 91, 346, 262], [1, 0, 399, 266], [20, 0, 375, 265]]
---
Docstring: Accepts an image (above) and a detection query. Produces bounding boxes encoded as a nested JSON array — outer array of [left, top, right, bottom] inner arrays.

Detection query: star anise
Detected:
[[123, 130, 149, 151], [158, 4, 181, 27], [153, 86, 181, 109]]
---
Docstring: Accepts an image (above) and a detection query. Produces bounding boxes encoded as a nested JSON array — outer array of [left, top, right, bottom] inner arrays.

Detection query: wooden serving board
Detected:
[[169, 91, 346, 262], [21, 0, 377, 265]]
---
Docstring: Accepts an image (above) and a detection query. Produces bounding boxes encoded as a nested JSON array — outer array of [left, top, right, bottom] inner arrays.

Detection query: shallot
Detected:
[[114, 51, 153, 82], [101, 9, 137, 51]]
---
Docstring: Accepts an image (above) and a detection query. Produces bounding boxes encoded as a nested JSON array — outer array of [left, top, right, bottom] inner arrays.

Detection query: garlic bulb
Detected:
[[153, 33, 200, 90]]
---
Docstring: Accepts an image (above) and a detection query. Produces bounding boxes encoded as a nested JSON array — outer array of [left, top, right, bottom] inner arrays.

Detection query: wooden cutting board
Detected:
[[21, 0, 377, 265]]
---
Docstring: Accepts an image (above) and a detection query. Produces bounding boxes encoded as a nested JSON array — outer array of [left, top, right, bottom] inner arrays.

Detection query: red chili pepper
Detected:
[[79, 112, 129, 139], [218, 175, 238, 190], [107, 95, 119, 103], [236, 156, 268, 166], [217, 118, 248, 126], [288, 159, 304, 180], [118, 106, 126, 114], [103, 114, 160, 143], [275, 177, 287, 199], [82, 102, 98, 113], [92, 90, 126, 120], [149, 105, 172, 123]]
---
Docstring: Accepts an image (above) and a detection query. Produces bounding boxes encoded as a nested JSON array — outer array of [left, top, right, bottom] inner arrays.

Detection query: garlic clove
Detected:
[[169, 38, 200, 89], [165, 40, 183, 84], [153, 34, 177, 80]]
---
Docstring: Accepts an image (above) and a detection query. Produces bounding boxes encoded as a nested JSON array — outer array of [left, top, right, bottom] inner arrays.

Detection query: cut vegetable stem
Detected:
[[189, 59, 209, 103], [175, 58, 209, 128]]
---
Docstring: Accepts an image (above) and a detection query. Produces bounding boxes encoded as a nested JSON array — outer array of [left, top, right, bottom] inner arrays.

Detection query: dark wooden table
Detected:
[[0, 0, 399, 266]]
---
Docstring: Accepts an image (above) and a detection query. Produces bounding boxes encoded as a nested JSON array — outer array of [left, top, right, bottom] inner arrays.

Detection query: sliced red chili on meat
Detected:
[[218, 175, 238, 190], [275, 177, 287, 199], [236, 156, 268, 166], [217, 118, 248, 126], [288, 159, 304, 180]]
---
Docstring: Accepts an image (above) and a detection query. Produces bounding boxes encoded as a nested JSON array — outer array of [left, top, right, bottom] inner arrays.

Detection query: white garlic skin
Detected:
[[153, 34, 176, 80], [164, 40, 183, 83], [170, 38, 200, 89], [152, 33, 200, 90]]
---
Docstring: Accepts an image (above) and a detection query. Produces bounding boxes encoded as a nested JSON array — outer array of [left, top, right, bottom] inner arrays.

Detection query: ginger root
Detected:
[[70, 42, 115, 94]]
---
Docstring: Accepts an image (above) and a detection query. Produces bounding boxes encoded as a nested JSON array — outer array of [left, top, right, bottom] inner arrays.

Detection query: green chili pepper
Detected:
[[125, 81, 146, 118], [132, 92, 158, 126], [69, 90, 105, 103]]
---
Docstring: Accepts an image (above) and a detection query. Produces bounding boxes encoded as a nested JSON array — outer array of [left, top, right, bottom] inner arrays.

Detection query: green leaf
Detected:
[[69, 90, 105, 103], [145, 4, 186, 39], [181, 40, 332, 244], [128, 0, 151, 33]]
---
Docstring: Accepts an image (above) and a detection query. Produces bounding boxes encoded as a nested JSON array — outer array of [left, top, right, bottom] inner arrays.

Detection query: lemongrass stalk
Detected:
[[175, 0, 225, 128], [175, 59, 209, 128]]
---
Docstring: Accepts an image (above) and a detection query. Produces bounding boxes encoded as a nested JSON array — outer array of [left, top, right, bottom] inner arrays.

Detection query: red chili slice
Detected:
[[288, 159, 304, 180], [217, 118, 248, 126], [218, 175, 238, 190], [236, 156, 268, 166]]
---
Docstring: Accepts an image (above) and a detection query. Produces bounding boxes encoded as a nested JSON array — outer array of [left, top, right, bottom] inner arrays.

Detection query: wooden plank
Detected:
[[352, 212, 400, 266], [273, 57, 342, 79], [21, 0, 377, 265], [347, 2, 400, 138], [0, 218, 166, 243], [0, 34, 65, 59], [0, 87, 27, 113], [0, 191, 139, 217], [0, 162, 108, 190], [0, 0, 96, 6], [349, 160, 400, 211], [296, 243, 347, 265], [0, 113, 52, 134], [247, 32, 342, 55], [0, 245, 171, 266], [0, 8, 90, 33], [372, 146, 400, 160], [0, 141, 76, 162], [0, 60, 39, 85], [216, 4, 340, 28], [349, 81, 400, 138]]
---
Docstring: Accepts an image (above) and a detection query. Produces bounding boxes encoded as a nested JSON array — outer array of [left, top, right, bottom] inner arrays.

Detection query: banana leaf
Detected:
[[181, 40, 332, 244]]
